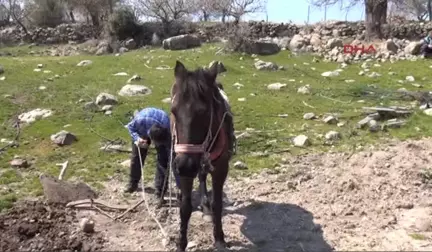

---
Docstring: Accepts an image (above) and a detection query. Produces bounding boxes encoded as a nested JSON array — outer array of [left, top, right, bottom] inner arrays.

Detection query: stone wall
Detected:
[[0, 23, 99, 45], [2, 20, 432, 47]]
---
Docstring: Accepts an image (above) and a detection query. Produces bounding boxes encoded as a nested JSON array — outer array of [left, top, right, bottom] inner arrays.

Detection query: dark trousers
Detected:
[[129, 140, 180, 193], [421, 44, 432, 55]]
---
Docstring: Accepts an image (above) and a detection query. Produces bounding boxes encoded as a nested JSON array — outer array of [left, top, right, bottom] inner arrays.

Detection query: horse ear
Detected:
[[174, 60, 187, 78], [207, 61, 218, 82]]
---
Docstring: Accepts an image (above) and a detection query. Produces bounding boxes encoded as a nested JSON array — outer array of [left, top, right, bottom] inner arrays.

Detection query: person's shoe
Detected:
[[123, 182, 138, 193]]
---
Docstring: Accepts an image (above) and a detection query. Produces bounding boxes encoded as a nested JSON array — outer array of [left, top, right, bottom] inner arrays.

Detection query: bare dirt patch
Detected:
[[0, 200, 107, 251], [3, 138, 432, 251]]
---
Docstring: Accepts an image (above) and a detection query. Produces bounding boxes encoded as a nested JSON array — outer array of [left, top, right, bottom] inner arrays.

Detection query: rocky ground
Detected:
[[2, 138, 432, 251]]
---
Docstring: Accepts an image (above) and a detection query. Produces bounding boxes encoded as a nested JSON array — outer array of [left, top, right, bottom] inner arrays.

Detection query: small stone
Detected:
[[10, 158, 29, 168], [77, 60, 92, 67], [37, 64, 44, 68], [95, 93, 118, 106], [105, 110, 112, 115], [325, 131, 341, 140], [303, 113, 316, 120], [186, 241, 197, 249], [323, 115, 338, 124], [121, 160, 130, 168], [267, 83, 287, 90], [368, 120, 380, 132], [415, 218, 431, 232], [424, 108, 432, 116], [406, 76, 415, 82], [79, 217, 95, 233], [101, 105, 113, 112], [321, 71, 339, 77], [127, 74, 141, 83], [84, 101, 98, 112], [50, 130, 77, 146], [162, 97, 171, 104], [233, 82, 244, 89], [297, 85, 311, 94], [293, 135, 310, 147], [238, 98, 246, 102], [234, 161, 248, 170]]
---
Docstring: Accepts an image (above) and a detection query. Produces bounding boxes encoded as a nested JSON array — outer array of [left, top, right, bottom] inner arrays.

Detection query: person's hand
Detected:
[[135, 138, 148, 148]]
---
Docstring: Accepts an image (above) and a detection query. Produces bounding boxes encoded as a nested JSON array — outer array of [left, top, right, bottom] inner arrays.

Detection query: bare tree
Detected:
[[193, 0, 218, 21], [212, 0, 231, 22], [131, 0, 194, 34], [390, 0, 428, 20], [310, 0, 388, 40], [227, 0, 267, 23], [62, 0, 119, 26], [0, 0, 29, 34]]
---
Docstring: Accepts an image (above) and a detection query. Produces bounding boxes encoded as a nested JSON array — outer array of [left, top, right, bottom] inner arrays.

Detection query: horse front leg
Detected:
[[198, 170, 212, 222], [211, 163, 229, 248], [176, 176, 194, 252]]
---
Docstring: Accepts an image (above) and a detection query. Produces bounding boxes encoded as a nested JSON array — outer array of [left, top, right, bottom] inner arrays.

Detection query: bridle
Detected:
[[171, 93, 228, 158]]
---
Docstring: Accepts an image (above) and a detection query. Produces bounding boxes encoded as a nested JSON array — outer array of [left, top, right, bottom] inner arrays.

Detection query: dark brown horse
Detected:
[[170, 60, 234, 251]]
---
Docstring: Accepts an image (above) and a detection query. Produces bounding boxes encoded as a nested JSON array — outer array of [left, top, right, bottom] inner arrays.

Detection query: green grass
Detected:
[[1, 43, 432, 210], [409, 233, 427, 240]]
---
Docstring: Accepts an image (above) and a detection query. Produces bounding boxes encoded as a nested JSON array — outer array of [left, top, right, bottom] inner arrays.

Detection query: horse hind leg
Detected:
[[198, 170, 212, 222]]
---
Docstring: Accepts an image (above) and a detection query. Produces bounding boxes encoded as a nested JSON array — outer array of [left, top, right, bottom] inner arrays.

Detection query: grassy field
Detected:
[[1, 43, 432, 211]]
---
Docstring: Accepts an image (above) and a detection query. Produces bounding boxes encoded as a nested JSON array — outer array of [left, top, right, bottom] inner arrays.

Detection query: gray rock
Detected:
[[77, 60, 92, 67], [323, 115, 338, 124], [234, 161, 248, 170], [289, 34, 306, 50], [293, 135, 310, 147], [368, 120, 380, 132], [125, 38, 136, 50], [240, 41, 280, 55], [50, 130, 77, 146], [118, 84, 151, 96], [404, 41, 422, 55], [326, 38, 343, 49], [297, 85, 311, 94], [254, 60, 278, 71], [127, 74, 141, 83], [101, 105, 113, 112], [95, 93, 118, 106], [80, 218, 95, 233], [10, 158, 29, 168], [267, 83, 287, 90], [325, 130, 341, 140], [424, 108, 432, 116], [303, 113, 316, 120], [162, 34, 201, 50]]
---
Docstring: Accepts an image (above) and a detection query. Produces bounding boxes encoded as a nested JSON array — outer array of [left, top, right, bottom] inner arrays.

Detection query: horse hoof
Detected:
[[202, 214, 212, 222]]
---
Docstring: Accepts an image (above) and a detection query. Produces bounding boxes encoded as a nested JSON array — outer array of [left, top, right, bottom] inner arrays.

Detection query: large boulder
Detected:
[[289, 34, 306, 50], [404, 41, 422, 55], [162, 34, 201, 50], [239, 40, 280, 55]]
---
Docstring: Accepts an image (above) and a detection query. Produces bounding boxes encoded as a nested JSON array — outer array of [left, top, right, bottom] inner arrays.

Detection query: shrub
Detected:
[[109, 6, 141, 41], [27, 0, 65, 28], [225, 23, 252, 52]]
